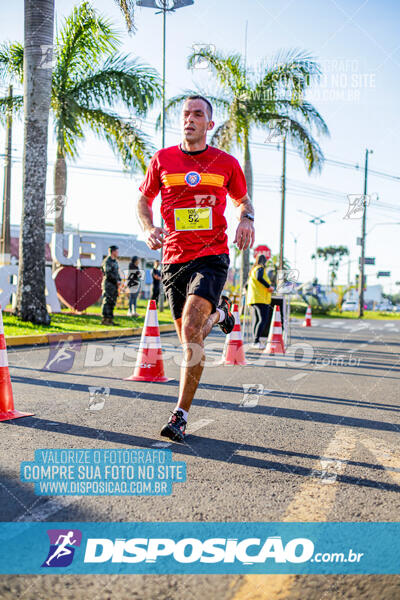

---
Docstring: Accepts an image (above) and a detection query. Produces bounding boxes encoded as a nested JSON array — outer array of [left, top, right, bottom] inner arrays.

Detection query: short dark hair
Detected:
[[256, 254, 267, 266], [184, 95, 213, 119]]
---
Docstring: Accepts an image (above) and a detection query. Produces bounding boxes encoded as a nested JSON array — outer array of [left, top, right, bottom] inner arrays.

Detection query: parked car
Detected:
[[342, 301, 358, 312], [375, 303, 393, 311]]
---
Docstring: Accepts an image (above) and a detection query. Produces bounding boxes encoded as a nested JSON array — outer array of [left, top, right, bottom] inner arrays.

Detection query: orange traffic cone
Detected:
[[125, 300, 171, 382], [220, 304, 247, 366], [303, 305, 312, 327], [0, 306, 34, 422], [264, 305, 285, 354]]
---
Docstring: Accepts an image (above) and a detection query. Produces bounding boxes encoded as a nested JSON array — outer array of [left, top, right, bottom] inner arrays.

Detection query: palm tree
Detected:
[[0, 1, 161, 234], [312, 245, 349, 287], [165, 48, 329, 288], [10, 0, 55, 324]]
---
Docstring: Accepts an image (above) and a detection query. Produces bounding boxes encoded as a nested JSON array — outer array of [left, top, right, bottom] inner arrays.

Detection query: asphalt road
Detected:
[[0, 317, 400, 599]]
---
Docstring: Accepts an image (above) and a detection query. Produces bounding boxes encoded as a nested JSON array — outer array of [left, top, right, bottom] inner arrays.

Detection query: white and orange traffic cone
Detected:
[[0, 306, 34, 422], [124, 300, 171, 382], [263, 305, 285, 355], [303, 305, 312, 327], [220, 303, 247, 366]]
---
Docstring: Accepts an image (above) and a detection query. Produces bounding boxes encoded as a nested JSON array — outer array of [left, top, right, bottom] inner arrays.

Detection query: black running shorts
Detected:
[[161, 254, 230, 320]]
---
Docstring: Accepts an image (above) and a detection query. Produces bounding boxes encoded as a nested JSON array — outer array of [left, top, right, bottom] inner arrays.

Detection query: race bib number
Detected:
[[174, 207, 212, 231]]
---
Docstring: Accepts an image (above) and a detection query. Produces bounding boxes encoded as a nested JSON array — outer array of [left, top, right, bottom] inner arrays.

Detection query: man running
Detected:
[[137, 95, 255, 442]]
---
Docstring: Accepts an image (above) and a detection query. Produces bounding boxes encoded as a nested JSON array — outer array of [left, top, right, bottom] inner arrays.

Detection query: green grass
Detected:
[[290, 301, 400, 320], [3, 299, 174, 337]]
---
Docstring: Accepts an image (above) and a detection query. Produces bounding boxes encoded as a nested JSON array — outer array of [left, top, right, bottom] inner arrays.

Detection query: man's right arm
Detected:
[[137, 194, 166, 251], [256, 267, 274, 291]]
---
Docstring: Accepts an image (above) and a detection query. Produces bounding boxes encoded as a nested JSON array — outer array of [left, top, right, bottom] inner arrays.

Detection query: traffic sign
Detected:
[[359, 257, 375, 265], [377, 271, 391, 278]]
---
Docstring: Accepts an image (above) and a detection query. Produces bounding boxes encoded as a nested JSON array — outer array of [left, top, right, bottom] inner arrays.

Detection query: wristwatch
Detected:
[[241, 213, 255, 222]]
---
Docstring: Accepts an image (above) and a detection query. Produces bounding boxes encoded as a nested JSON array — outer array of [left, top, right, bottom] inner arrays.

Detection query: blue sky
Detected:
[[1, 0, 400, 291]]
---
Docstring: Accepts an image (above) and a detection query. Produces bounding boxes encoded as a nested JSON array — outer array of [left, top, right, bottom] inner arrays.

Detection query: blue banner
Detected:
[[0, 522, 398, 574]]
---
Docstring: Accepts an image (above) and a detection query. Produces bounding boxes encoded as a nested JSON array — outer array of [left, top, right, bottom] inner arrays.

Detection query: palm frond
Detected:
[[0, 94, 23, 124], [187, 48, 246, 93], [248, 95, 329, 138], [69, 54, 161, 114], [254, 49, 322, 101], [52, 95, 85, 157], [286, 118, 325, 173], [77, 106, 155, 172], [114, 0, 136, 33], [0, 42, 24, 83], [55, 1, 118, 87]]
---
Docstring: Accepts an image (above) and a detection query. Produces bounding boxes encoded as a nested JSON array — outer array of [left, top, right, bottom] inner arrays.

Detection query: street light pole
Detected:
[[358, 148, 373, 318], [297, 209, 336, 281], [161, 6, 166, 149], [290, 232, 300, 270], [159, 4, 167, 311]]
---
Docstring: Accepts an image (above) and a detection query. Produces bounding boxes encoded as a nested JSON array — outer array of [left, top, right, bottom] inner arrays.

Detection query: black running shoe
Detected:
[[160, 410, 187, 443], [217, 296, 235, 334]]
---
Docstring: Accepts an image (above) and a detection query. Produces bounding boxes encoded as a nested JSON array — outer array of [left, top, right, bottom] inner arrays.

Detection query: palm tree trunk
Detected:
[[54, 144, 67, 234], [240, 132, 253, 292], [14, 0, 54, 324]]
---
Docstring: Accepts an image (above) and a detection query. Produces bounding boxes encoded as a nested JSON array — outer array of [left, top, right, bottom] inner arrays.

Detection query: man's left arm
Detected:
[[226, 158, 255, 251], [233, 194, 255, 251]]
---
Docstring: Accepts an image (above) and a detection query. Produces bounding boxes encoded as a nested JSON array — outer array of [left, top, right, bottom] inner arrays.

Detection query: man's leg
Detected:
[[176, 295, 219, 413], [160, 295, 221, 442]]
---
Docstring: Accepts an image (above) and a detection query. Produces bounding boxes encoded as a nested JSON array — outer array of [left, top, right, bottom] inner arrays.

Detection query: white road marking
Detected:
[[151, 442, 172, 448], [288, 372, 308, 381], [15, 497, 74, 522], [186, 419, 214, 434]]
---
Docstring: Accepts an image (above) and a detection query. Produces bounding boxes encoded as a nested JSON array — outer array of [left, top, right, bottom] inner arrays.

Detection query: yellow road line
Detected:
[[232, 428, 357, 600], [360, 436, 400, 486]]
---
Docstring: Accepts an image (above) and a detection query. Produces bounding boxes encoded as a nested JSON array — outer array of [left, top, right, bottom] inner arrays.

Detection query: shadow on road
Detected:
[[6, 416, 400, 494]]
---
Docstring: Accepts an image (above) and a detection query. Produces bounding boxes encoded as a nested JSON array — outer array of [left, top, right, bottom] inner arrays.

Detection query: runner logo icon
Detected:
[[42, 529, 82, 568], [185, 171, 201, 187]]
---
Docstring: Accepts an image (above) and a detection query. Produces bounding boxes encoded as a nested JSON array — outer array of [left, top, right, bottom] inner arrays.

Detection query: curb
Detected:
[[5, 324, 176, 348]]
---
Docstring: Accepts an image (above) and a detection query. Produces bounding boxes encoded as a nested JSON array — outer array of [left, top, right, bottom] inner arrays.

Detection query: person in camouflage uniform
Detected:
[[101, 245, 121, 325]]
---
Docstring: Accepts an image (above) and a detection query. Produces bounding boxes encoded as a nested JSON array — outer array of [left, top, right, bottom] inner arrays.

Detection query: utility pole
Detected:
[[279, 136, 286, 273], [1, 84, 13, 265], [358, 148, 373, 318]]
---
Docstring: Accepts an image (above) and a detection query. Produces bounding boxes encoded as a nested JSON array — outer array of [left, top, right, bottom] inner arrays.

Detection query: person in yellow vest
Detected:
[[246, 254, 274, 349]]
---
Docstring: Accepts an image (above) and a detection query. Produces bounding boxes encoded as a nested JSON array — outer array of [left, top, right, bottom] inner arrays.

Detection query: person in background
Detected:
[[151, 259, 161, 306], [127, 256, 142, 318], [101, 245, 121, 325], [246, 254, 274, 349]]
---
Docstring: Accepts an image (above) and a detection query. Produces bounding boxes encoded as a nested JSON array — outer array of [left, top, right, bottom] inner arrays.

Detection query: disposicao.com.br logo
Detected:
[[84, 536, 315, 564]]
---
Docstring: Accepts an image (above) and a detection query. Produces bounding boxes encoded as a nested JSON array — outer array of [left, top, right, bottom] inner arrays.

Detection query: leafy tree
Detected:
[[312, 245, 349, 287], [0, 1, 161, 234], [164, 48, 329, 289]]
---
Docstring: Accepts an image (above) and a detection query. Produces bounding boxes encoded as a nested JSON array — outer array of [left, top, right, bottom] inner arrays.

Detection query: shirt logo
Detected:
[[185, 171, 201, 187]]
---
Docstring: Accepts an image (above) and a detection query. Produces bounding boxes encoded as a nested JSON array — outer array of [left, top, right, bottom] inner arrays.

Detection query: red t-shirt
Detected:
[[139, 145, 247, 264]]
